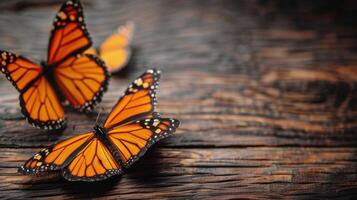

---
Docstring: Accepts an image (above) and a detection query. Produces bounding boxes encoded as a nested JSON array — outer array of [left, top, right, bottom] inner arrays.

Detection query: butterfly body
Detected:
[[93, 125, 106, 136], [40, 61, 54, 76], [92, 125, 122, 160]]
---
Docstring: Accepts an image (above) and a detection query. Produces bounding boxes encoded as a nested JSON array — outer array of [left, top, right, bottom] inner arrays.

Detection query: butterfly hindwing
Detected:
[[108, 118, 180, 168], [20, 76, 66, 129], [62, 137, 122, 181], [103, 69, 160, 128], [47, 0, 91, 66], [19, 132, 94, 174], [54, 54, 110, 112]]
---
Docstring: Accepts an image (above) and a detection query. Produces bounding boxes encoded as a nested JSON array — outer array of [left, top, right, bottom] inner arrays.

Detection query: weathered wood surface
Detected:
[[0, 0, 357, 199]]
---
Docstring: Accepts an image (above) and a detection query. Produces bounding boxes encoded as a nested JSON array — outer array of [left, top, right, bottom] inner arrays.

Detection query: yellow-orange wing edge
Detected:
[[83, 47, 97, 56]]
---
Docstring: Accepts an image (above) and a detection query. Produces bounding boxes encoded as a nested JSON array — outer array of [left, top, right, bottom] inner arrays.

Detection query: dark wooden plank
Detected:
[[0, 0, 356, 199], [1, 147, 357, 199]]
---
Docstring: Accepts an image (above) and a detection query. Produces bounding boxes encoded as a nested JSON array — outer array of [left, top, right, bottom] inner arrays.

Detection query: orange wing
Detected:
[[0, 50, 42, 92], [103, 69, 160, 129], [83, 47, 97, 56], [99, 22, 135, 73], [53, 54, 109, 111], [62, 137, 122, 181], [108, 118, 180, 168], [47, 0, 91, 66], [19, 132, 94, 174]]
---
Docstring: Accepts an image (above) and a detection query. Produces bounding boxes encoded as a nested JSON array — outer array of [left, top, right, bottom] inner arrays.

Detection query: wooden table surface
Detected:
[[0, 0, 357, 199]]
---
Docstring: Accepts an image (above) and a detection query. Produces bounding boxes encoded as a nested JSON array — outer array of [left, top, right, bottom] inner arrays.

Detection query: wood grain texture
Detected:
[[0, 0, 357, 199]]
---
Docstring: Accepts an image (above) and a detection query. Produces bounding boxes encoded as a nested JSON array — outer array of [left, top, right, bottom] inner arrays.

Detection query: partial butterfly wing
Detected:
[[62, 137, 122, 181], [103, 69, 160, 129], [83, 47, 97, 56], [53, 54, 109, 112], [98, 22, 135, 73], [0, 51, 41, 92], [47, 0, 91, 66], [0, 50, 66, 129], [19, 132, 94, 174], [83, 22, 134, 73], [108, 118, 179, 168], [21, 76, 66, 129]]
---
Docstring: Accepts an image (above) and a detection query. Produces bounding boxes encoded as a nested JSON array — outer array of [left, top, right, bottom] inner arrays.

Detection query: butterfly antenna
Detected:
[[95, 106, 105, 125]]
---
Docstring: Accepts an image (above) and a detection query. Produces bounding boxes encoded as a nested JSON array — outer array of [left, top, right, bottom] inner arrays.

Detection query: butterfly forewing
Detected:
[[103, 69, 160, 129], [47, 0, 91, 66], [0, 51, 42, 92], [19, 132, 94, 174]]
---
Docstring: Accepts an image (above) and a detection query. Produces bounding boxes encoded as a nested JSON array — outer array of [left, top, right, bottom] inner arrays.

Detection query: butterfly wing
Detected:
[[83, 47, 97, 55], [53, 54, 109, 111], [0, 50, 66, 129], [47, 0, 91, 66], [62, 137, 122, 181], [103, 69, 160, 129], [0, 51, 42, 92], [99, 22, 135, 73], [108, 118, 180, 168], [20, 76, 66, 129], [19, 132, 94, 174]]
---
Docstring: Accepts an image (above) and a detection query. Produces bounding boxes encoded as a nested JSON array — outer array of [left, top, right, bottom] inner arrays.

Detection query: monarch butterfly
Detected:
[[19, 69, 180, 182], [85, 22, 135, 73], [0, 0, 109, 130]]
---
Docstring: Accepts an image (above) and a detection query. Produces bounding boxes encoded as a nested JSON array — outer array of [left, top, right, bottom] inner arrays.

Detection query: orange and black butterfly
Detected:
[[0, 0, 109, 130], [19, 69, 180, 182], [85, 22, 135, 73]]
